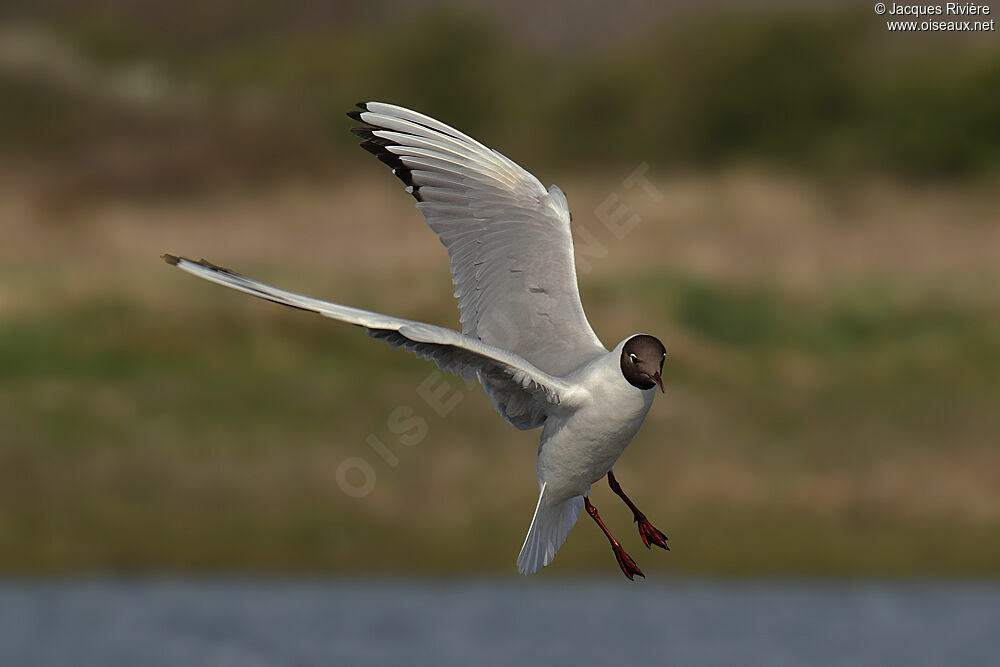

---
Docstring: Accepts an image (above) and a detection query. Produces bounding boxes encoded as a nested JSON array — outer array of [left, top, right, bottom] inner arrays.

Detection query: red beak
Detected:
[[653, 372, 664, 393]]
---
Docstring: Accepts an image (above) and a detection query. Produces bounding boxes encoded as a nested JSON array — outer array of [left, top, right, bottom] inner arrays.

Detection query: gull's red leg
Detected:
[[607, 471, 669, 550], [584, 496, 644, 580]]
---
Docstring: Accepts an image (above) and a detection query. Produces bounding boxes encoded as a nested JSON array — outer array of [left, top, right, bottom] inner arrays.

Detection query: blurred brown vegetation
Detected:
[[1, 1, 998, 575], [2, 1, 1000, 204]]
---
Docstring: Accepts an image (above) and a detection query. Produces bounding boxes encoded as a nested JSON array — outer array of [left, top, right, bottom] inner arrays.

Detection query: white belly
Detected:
[[536, 380, 654, 502]]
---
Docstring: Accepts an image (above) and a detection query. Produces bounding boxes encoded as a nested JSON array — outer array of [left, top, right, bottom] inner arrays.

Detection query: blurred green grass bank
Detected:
[[1, 1, 998, 575]]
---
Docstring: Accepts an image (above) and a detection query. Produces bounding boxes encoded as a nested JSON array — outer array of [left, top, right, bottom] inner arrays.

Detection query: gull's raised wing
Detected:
[[348, 102, 607, 377], [163, 255, 580, 429]]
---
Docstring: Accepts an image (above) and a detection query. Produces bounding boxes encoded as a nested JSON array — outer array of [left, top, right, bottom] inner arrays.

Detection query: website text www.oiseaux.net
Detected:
[[874, 2, 995, 31]]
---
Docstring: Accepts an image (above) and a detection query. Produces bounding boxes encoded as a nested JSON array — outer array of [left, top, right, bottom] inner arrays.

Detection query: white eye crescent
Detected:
[[629, 353, 637, 363]]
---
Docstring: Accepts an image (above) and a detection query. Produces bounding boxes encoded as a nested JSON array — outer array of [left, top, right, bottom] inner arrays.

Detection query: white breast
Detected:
[[535, 351, 655, 502]]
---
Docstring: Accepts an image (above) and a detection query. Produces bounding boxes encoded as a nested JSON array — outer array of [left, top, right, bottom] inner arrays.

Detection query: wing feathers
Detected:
[[349, 102, 607, 377], [163, 255, 576, 429]]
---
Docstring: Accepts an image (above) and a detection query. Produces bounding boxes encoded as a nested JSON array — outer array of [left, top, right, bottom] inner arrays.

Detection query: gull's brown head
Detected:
[[620, 334, 666, 392]]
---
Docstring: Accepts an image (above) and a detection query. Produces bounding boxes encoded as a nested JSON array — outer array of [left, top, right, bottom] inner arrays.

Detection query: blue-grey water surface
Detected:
[[2, 577, 997, 666]]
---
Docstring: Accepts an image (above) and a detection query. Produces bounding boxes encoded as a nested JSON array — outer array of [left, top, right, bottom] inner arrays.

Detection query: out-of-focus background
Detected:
[[2, 0, 998, 577], [2, 3, 999, 661]]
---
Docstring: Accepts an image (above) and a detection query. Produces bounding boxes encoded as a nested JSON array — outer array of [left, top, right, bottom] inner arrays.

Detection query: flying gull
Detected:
[[163, 102, 669, 579]]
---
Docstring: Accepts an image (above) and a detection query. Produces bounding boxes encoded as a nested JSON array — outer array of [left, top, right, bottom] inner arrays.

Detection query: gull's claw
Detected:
[[613, 544, 645, 580], [635, 514, 669, 550]]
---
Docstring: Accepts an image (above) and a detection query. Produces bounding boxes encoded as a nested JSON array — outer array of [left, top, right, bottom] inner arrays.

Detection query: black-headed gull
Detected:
[[164, 102, 669, 579]]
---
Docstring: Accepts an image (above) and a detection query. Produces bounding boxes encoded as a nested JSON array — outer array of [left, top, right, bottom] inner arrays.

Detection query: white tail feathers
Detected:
[[517, 484, 584, 575]]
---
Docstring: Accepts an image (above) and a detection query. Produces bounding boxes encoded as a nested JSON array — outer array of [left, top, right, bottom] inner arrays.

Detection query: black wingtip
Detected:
[[351, 128, 392, 145], [346, 100, 420, 202], [162, 253, 180, 266], [358, 141, 383, 156], [197, 258, 234, 272]]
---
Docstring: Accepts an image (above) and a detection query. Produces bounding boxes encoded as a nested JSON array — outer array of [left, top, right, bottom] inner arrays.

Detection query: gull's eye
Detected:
[[629, 353, 638, 363]]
